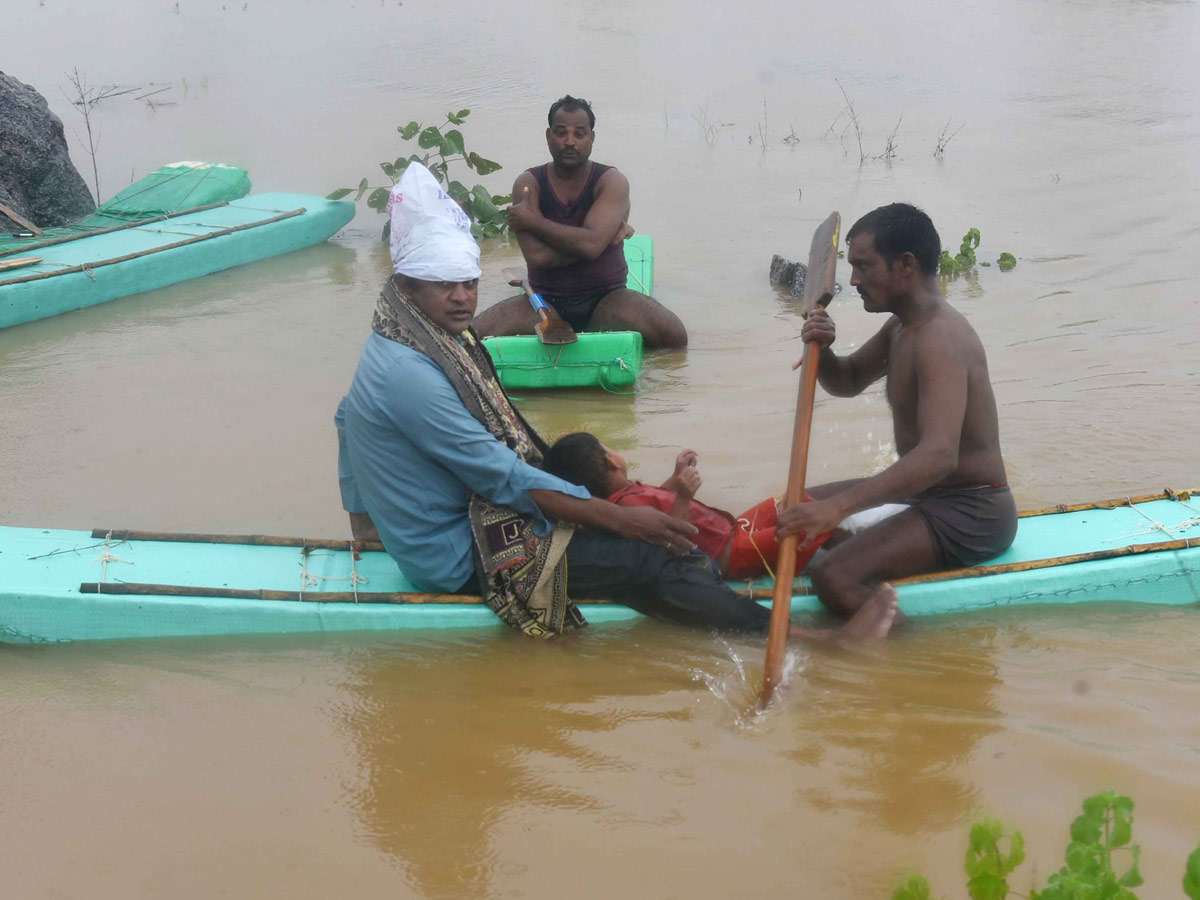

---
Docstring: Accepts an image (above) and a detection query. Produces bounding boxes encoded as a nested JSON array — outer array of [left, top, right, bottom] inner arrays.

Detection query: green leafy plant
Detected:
[[1033, 791, 1143, 900], [938, 228, 980, 275], [328, 109, 511, 241], [1184, 846, 1200, 899], [894, 875, 935, 900], [938, 228, 1016, 276], [967, 820, 1026, 900], [892, 791, 1199, 900]]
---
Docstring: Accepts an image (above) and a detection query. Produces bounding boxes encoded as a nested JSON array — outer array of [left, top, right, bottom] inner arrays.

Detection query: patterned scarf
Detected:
[[372, 277, 586, 637]]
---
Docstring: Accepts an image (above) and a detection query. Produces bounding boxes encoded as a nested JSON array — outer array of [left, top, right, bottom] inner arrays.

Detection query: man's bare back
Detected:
[[883, 303, 1007, 490]]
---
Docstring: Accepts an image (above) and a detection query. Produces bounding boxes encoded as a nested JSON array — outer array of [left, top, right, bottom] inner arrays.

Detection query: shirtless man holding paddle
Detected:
[[473, 95, 688, 349], [777, 203, 1016, 618]]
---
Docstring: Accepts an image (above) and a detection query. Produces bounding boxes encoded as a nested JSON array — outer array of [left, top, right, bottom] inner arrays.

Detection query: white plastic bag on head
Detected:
[[387, 162, 481, 281]]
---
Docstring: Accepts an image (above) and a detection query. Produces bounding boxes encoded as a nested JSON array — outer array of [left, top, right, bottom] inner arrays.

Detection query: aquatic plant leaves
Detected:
[[1183, 846, 1200, 899], [468, 152, 502, 175], [441, 129, 466, 157], [893, 791, 1191, 900], [418, 126, 443, 149], [964, 820, 1025, 900], [338, 111, 510, 240], [891, 874, 935, 900], [366, 188, 389, 212]]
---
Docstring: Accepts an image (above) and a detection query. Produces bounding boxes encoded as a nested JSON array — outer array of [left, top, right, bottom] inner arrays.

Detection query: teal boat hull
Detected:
[[0, 192, 355, 330], [2, 492, 1196, 644]]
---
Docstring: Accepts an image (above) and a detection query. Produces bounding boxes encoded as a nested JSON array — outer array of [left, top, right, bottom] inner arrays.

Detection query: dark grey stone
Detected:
[[769, 253, 842, 301], [0, 71, 96, 233], [768, 254, 807, 298]]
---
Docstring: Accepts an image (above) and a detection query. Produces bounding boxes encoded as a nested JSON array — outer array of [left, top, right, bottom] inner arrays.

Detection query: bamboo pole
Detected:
[[0, 201, 230, 259], [77, 535, 1198, 608], [92, 528, 384, 553], [760, 212, 841, 707], [756, 532, 1200, 599], [77, 581, 620, 605], [1018, 488, 1194, 518], [0, 208, 305, 288]]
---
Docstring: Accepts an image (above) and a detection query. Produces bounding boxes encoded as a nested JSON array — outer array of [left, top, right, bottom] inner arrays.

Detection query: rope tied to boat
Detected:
[[1110, 495, 1200, 544], [297, 546, 370, 602], [92, 530, 132, 583]]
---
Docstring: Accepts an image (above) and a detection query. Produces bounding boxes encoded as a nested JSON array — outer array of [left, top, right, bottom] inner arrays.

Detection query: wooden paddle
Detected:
[[501, 265, 579, 345], [760, 211, 841, 707], [0, 200, 42, 236], [0, 256, 43, 273]]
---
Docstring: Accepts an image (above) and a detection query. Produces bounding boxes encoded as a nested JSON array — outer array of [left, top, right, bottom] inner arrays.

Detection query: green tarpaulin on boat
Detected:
[[0, 161, 251, 255]]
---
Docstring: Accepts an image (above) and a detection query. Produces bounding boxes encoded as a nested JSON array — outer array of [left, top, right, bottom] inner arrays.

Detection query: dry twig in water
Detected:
[[934, 118, 965, 156]]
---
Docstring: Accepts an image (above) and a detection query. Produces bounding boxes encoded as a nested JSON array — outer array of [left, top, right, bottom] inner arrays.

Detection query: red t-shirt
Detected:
[[607, 483, 736, 560]]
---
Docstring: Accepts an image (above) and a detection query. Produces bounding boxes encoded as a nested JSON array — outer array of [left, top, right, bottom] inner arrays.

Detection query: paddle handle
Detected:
[[527, 289, 553, 328], [761, 338, 821, 701], [519, 277, 558, 336], [760, 210, 840, 708]]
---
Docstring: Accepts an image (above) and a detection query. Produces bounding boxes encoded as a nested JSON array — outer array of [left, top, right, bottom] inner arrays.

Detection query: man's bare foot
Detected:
[[836, 583, 898, 641], [786, 583, 898, 644]]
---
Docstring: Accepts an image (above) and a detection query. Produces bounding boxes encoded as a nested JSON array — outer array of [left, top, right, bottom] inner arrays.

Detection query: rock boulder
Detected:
[[0, 71, 96, 233]]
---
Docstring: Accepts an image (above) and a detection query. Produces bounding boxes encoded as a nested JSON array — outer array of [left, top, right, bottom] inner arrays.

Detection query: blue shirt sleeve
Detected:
[[377, 353, 589, 525]]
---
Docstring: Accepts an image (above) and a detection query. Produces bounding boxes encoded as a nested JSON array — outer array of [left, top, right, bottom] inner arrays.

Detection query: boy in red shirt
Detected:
[[543, 432, 831, 580]]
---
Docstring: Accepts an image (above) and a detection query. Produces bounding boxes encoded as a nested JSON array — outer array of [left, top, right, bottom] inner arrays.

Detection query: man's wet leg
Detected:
[[473, 293, 541, 338], [588, 289, 688, 348], [807, 508, 939, 617]]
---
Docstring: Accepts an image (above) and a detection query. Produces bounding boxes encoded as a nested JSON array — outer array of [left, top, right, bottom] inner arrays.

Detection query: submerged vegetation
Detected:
[[893, 791, 1200, 900], [328, 109, 511, 241]]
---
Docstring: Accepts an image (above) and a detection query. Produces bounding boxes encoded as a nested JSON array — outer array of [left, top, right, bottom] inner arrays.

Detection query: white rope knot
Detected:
[[92, 530, 132, 583]]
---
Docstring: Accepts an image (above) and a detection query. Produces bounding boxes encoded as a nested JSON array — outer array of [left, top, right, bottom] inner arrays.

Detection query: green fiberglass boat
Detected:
[[482, 235, 652, 390], [2, 490, 1195, 644], [0, 162, 354, 329]]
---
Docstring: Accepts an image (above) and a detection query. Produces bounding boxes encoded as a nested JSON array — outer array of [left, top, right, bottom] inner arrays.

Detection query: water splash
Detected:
[[691, 635, 805, 728]]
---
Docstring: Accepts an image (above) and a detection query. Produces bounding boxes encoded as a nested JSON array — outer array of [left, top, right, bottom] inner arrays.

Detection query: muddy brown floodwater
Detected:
[[2, 0, 1198, 897]]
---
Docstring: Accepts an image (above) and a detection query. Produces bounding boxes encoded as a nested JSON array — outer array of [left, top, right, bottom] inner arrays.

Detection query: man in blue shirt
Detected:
[[336, 163, 897, 639]]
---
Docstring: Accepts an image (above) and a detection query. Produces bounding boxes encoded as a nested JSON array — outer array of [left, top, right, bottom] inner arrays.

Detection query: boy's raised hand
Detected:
[[675, 463, 702, 500], [662, 449, 700, 496], [673, 449, 698, 476]]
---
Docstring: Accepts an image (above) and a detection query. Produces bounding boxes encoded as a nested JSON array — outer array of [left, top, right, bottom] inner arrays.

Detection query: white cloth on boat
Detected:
[[387, 162, 481, 281], [840, 503, 909, 533]]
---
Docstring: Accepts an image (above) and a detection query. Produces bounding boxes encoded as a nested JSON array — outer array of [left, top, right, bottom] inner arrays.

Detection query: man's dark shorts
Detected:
[[544, 289, 614, 331], [909, 484, 1018, 569]]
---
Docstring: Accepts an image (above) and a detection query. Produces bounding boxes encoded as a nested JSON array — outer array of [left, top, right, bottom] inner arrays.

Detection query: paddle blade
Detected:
[[801, 212, 841, 316], [535, 312, 579, 345]]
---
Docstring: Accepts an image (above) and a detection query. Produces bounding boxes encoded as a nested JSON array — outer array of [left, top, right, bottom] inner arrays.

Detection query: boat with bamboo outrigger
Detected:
[[0, 161, 355, 330], [1, 489, 1196, 644]]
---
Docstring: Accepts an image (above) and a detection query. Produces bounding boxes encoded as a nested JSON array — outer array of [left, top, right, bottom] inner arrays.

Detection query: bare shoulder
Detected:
[[877, 314, 903, 345], [595, 165, 630, 195], [513, 169, 539, 195], [918, 304, 984, 355]]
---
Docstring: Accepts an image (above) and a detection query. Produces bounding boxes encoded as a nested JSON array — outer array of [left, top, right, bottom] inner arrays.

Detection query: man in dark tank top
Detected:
[[473, 96, 688, 349]]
